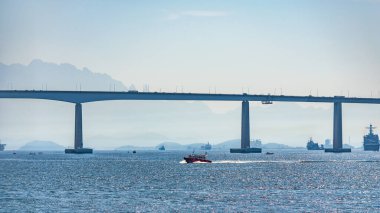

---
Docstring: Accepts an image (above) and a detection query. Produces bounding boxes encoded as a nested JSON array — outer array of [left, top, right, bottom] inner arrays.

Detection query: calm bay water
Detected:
[[1, 149, 380, 212]]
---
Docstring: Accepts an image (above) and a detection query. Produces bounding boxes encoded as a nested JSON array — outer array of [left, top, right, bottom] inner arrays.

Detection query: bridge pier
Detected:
[[241, 100, 250, 149], [65, 103, 93, 154], [74, 103, 83, 149], [325, 102, 351, 153], [230, 101, 262, 153]]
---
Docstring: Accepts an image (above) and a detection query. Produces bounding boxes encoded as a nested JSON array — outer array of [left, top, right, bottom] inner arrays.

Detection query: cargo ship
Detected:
[[0, 140, 5, 151], [306, 138, 324, 150], [363, 124, 379, 151], [201, 142, 212, 150]]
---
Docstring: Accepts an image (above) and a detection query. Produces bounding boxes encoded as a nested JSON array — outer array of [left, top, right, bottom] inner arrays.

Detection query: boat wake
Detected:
[[212, 160, 261, 164], [180, 159, 380, 164], [300, 160, 380, 163], [179, 160, 212, 164], [180, 160, 298, 164], [212, 160, 299, 164]]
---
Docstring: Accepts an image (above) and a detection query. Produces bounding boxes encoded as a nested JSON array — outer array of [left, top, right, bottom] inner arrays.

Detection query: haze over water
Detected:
[[1, 149, 380, 212]]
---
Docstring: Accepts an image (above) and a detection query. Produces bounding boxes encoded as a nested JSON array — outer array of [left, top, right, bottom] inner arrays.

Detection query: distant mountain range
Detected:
[[0, 59, 126, 91], [18, 140, 65, 151]]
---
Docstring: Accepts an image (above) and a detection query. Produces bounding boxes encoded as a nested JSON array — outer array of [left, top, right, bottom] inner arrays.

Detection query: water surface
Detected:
[[1, 150, 380, 212]]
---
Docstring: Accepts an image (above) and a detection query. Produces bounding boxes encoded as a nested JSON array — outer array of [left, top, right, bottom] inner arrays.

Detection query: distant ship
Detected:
[[201, 142, 212, 150], [363, 124, 379, 151], [158, 145, 165, 151], [184, 153, 212, 163], [0, 140, 5, 151], [306, 138, 324, 150]]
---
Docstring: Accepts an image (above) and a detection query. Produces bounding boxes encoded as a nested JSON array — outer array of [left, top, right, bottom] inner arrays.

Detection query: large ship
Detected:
[[201, 142, 212, 150], [363, 124, 380, 151], [0, 140, 5, 151], [306, 138, 324, 150]]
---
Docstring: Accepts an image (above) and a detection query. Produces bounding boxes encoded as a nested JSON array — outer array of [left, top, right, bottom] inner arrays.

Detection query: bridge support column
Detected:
[[241, 100, 250, 149], [325, 102, 351, 153], [230, 101, 261, 153], [74, 103, 83, 149], [65, 103, 93, 154]]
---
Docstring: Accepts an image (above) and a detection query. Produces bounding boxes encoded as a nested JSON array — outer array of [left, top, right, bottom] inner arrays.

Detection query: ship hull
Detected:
[[363, 125, 379, 151], [184, 157, 212, 163], [307, 148, 324, 150], [364, 144, 379, 151]]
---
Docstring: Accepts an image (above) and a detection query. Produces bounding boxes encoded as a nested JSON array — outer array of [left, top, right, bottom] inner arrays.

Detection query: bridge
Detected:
[[2, 90, 380, 153]]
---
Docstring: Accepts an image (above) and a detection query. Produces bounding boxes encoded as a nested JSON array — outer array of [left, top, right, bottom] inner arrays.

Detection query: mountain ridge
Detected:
[[18, 140, 66, 151], [0, 59, 127, 91]]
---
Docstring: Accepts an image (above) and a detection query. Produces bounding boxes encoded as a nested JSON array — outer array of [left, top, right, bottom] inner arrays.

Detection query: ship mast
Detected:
[[367, 124, 376, 135]]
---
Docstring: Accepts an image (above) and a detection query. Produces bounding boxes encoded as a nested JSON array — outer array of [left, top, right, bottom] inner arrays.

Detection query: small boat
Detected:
[[184, 153, 212, 163], [132, 150, 136, 154], [265, 152, 274, 155], [158, 145, 165, 151]]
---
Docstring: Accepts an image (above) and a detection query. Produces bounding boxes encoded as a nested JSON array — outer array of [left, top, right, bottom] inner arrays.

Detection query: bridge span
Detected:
[[1, 90, 380, 153]]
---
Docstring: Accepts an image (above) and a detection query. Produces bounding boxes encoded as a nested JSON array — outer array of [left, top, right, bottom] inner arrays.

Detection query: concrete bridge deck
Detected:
[[1, 90, 380, 104]]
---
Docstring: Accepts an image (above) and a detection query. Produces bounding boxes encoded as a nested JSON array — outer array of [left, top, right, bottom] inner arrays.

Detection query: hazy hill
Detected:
[[19, 140, 65, 151], [115, 140, 300, 151], [156, 142, 188, 150], [214, 139, 297, 150], [213, 139, 240, 149], [117, 142, 208, 150], [262, 143, 294, 149]]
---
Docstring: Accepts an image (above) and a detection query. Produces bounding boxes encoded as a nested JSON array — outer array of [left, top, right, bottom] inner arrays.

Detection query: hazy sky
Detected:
[[1, 0, 379, 96]]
